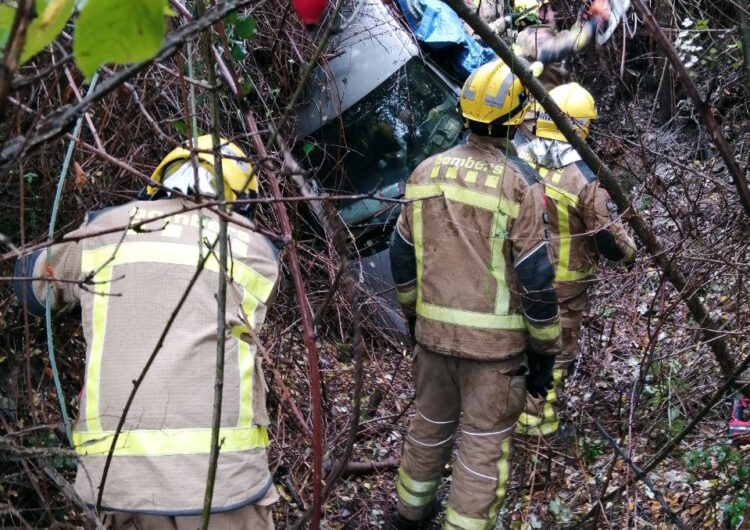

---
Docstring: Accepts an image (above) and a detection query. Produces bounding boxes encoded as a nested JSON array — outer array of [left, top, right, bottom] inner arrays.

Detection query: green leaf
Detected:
[[73, 0, 167, 78], [233, 15, 256, 38], [173, 119, 186, 136], [230, 42, 245, 62], [0, 4, 15, 51], [241, 78, 253, 96], [20, 0, 75, 64], [302, 142, 315, 154]]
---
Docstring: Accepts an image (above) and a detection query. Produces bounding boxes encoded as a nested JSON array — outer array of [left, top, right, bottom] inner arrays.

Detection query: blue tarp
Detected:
[[396, 0, 496, 79]]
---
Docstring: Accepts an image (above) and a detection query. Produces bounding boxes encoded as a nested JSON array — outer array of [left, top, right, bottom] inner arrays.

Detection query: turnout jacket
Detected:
[[390, 134, 561, 361], [14, 198, 279, 515], [518, 146, 636, 304]]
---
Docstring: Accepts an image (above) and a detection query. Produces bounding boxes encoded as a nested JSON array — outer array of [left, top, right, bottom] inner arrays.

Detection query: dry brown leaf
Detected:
[[74, 161, 87, 191]]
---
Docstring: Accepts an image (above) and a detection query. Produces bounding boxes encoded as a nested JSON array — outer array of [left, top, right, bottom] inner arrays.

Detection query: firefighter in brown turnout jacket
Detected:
[[516, 83, 636, 436], [389, 59, 562, 529], [512, 0, 612, 90], [14, 136, 280, 529]]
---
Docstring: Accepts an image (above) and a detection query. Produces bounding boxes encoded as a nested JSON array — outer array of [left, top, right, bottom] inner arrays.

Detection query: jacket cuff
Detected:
[[14, 251, 46, 317]]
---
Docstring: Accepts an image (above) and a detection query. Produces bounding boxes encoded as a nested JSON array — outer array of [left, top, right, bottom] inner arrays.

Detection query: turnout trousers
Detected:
[[397, 345, 526, 529], [517, 292, 587, 436]]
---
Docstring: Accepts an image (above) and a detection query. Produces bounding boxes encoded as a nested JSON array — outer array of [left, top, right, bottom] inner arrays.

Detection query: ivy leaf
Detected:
[[233, 16, 256, 38], [21, 0, 75, 64], [73, 0, 167, 78]]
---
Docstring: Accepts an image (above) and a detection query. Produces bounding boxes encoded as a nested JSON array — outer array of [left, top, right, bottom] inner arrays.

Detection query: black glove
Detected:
[[527, 350, 556, 399]]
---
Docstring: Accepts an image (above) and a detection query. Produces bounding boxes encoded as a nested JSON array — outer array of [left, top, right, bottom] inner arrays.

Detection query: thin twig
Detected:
[[199, 0, 229, 521], [594, 420, 688, 530], [0, 0, 35, 111]]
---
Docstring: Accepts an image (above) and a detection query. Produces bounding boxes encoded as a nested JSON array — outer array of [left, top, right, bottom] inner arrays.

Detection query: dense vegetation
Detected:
[[1, 0, 750, 527]]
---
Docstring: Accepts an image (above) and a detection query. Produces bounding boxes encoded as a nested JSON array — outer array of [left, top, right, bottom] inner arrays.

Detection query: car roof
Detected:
[[297, 0, 420, 137]]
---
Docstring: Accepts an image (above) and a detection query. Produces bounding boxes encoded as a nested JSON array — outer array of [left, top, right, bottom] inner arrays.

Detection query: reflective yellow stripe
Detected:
[[625, 245, 636, 263], [73, 425, 268, 456], [397, 482, 435, 508], [418, 301, 525, 329], [517, 368, 563, 436], [405, 183, 519, 217], [80, 258, 112, 434], [487, 437, 511, 520], [233, 326, 255, 428], [528, 322, 561, 341], [556, 267, 596, 282], [518, 412, 543, 427], [544, 186, 597, 283], [517, 419, 559, 436], [445, 506, 490, 530], [490, 213, 509, 314], [413, 201, 425, 303], [398, 468, 439, 494], [81, 242, 275, 304], [397, 285, 417, 305], [544, 184, 578, 206]]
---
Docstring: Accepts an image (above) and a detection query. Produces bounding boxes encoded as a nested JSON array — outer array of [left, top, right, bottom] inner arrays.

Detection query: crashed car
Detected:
[[298, 0, 466, 331]]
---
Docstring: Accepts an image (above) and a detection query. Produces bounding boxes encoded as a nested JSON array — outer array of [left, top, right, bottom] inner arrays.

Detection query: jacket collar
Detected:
[[527, 138, 581, 168], [467, 133, 517, 156]]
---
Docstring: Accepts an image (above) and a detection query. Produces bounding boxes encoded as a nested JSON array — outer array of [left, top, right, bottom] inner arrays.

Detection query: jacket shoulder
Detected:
[[84, 202, 134, 226], [507, 153, 542, 187], [574, 160, 597, 184]]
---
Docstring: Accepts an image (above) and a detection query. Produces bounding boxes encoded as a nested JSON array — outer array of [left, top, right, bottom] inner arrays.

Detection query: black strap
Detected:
[[508, 154, 542, 186], [575, 160, 597, 183]]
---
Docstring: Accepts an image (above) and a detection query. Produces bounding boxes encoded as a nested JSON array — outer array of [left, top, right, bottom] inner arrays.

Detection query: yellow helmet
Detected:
[[513, 0, 548, 15], [459, 59, 529, 127], [146, 135, 257, 206], [535, 82, 597, 141]]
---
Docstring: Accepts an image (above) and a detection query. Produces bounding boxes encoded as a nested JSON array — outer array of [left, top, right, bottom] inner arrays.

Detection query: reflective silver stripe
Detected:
[[396, 223, 414, 247], [419, 411, 458, 425], [455, 454, 495, 481], [462, 71, 478, 102], [407, 434, 453, 448], [461, 423, 515, 437], [485, 71, 516, 110]]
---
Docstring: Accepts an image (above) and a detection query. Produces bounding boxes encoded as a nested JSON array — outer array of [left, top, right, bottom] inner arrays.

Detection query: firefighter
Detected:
[[14, 136, 280, 529], [516, 83, 636, 436], [389, 59, 561, 529], [511, 0, 612, 90]]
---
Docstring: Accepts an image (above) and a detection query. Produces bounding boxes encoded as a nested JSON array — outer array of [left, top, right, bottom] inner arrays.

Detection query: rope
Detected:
[[45, 72, 100, 446]]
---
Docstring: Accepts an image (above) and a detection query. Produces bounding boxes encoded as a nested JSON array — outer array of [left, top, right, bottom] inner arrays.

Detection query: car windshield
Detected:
[[306, 57, 463, 241]]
